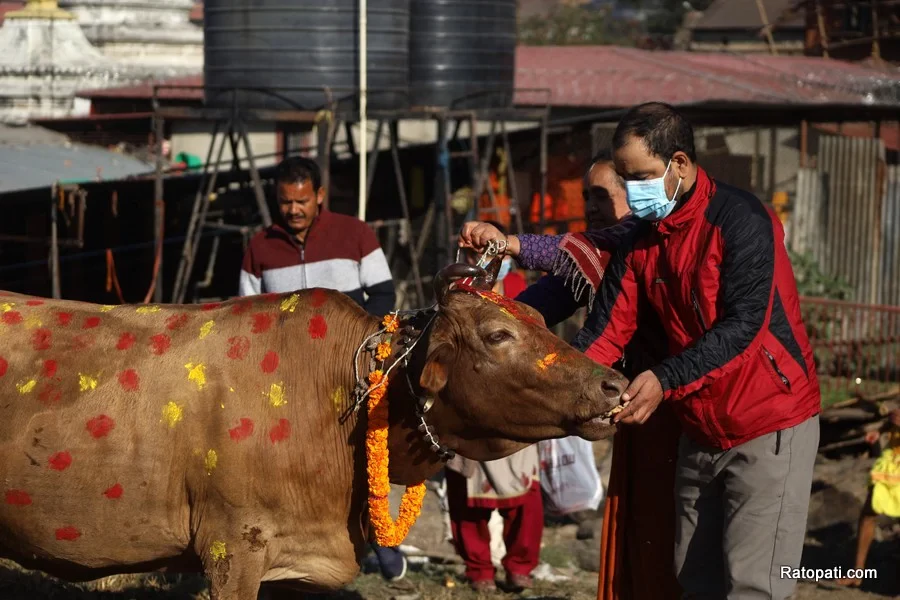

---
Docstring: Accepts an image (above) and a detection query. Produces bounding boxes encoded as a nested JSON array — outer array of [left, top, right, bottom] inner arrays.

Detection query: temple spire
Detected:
[[6, 0, 75, 20]]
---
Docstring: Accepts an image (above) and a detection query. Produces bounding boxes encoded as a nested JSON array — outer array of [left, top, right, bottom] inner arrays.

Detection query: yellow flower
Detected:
[[382, 314, 399, 333], [376, 342, 392, 361]]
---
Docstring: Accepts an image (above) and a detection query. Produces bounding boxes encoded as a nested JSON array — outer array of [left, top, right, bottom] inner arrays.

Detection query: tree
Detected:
[[517, 4, 642, 46]]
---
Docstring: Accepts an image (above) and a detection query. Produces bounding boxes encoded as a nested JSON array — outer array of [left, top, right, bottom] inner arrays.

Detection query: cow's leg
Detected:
[[196, 533, 267, 600]]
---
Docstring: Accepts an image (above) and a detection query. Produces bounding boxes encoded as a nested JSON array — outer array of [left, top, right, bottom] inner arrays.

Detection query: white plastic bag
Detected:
[[538, 436, 604, 516]]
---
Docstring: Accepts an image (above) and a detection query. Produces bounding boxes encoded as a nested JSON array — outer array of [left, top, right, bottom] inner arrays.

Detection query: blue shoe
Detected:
[[372, 545, 407, 582]]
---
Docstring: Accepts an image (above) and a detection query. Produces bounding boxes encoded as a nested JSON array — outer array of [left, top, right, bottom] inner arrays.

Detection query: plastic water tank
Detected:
[[409, 0, 517, 110], [203, 0, 410, 111]]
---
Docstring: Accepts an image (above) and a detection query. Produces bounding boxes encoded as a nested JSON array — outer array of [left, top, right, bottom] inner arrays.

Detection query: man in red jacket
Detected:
[[574, 103, 821, 600]]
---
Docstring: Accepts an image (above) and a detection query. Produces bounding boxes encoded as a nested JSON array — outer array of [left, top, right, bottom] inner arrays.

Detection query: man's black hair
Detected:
[[275, 156, 321, 191], [586, 152, 626, 192], [611, 102, 697, 163]]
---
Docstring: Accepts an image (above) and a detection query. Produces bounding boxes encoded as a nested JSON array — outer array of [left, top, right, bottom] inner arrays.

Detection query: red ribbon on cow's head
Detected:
[[451, 282, 544, 328]]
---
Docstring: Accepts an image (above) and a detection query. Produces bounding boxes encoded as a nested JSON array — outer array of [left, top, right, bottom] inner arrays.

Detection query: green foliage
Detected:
[[517, 5, 640, 46], [788, 250, 853, 300]]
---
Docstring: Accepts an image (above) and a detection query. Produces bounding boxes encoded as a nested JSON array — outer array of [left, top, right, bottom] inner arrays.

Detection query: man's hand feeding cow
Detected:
[[0, 262, 627, 600]]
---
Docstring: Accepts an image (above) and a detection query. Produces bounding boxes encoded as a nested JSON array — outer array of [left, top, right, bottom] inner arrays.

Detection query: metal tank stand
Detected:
[[361, 119, 427, 307], [151, 85, 338, 304]]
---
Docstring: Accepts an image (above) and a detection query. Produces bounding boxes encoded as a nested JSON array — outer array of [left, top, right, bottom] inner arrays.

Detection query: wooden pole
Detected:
[[50, 184, 61, 299], [815, 0, 830, 58], [755, 0, 778, 55]]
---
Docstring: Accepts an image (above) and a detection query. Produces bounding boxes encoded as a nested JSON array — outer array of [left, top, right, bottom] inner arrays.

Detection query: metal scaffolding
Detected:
[[151, 86, 551, 308]]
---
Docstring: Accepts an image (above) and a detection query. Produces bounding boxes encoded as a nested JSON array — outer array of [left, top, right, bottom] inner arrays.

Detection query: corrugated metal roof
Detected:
[[75, 46, 900, 111], [514, 46, 900, 108], [0, 135, 153, 194]]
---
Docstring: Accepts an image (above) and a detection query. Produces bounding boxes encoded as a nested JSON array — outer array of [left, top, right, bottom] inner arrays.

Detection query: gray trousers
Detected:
[[674, 415, 819, 600]]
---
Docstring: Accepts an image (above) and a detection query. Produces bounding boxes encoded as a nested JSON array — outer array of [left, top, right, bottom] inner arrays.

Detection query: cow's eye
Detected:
[[485, 330, 513, 345]]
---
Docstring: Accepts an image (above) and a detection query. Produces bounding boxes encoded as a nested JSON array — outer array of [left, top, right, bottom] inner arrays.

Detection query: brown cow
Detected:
[[0, 264, 626, 600]]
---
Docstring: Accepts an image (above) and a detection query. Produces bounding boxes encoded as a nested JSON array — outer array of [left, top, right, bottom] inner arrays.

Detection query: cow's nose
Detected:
[[600, 374, 628, 400]]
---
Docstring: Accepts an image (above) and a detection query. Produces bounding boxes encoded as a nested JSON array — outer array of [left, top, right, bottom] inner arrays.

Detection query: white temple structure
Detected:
[[0, 0, 202, 124], [59, 0, 203, 70]]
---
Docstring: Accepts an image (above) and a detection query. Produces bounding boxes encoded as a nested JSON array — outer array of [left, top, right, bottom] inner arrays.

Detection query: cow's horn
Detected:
[[433, 263, 485, 305]]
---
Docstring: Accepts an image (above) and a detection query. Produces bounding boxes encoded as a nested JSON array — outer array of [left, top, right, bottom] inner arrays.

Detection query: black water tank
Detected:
[[204, 1, 410, 111], [409, 0, 516, 110]]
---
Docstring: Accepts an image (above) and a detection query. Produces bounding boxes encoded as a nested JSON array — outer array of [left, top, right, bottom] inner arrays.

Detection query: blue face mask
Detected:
[[625, 160, 683, 221], [497, 258, 512, 282]]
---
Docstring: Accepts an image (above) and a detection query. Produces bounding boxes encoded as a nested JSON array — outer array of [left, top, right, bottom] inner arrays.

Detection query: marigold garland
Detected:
[[364, 317, 426, 547]]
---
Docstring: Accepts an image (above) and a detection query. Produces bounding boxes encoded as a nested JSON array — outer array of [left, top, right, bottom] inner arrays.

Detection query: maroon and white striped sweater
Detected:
[[239, 209, 395, 316]]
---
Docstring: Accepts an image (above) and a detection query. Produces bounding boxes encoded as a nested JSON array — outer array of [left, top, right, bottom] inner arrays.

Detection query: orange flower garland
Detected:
[[364, 314, 427, 547]]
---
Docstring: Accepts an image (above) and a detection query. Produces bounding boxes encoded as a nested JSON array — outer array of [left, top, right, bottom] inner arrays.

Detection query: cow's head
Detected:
[[405, 262, 628, 462]]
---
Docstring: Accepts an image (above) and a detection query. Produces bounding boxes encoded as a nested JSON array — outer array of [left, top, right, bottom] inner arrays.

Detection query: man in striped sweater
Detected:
[[239, 156, 396, 317], [239, 156, 405, 581]]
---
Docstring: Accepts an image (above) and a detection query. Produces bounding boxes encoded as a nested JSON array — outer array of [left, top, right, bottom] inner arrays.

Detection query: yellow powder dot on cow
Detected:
[[0, 302, 15, 313], [198, 320, 215, 339], [23, 316, 42, 329], [204, 449, 218, 474], [16, 379, 37, 394], [280, 294, 300, 313], [537, 353, 559, 371], [161, 402, 184, 428], [209, 540, 227, 561], [266, 382, 287, 407], [99, 305, 115, 312], [136, 305, 161, 314], [78, 373, 99, 392], [331, 386, 347, 413], [185, 362, 207, 391]]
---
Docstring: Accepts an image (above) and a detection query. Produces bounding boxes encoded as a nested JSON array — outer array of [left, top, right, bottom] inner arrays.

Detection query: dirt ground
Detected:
[[0, 440, 897, 600]]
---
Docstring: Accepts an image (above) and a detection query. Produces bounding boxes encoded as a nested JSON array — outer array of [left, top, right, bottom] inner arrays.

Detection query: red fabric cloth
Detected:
[[582, 168, 820, 450], [501, 271, 527, 299], [598, 403, 683, 599], [446, 469, 543, 583]]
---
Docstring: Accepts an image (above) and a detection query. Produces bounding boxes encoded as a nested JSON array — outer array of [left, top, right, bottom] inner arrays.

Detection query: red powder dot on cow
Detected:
[[149, 334, 171, 356], [0, 356, 7, 377], [165, 314, 188, 330], [32, 329, 52, 351], [260, 351, 279, 374], [26, 300, 44, 307], [48, 451, 72, 471], [311, 288, 328, 308], [82, 316, 101, 329], [251, 313, 274, 334], [229, 418, 255, 442], [56, 312, 73, 327], [2, 311, 22, 325], [201, 302, 221, 311], [308, 315, 327, 340], [38, 383, 62, 405], [118, 369, 139, 392], [42, 360, 57, 379], [269, 419, 291, 444], [103, 483, 123, 500], [226, 336, 250, 360], [5, 490, 31, 506], [116, 332, 136, 351], [231, 301, 252, 316], [55, 526, 80, 541], [71, 333, 96, 351], [86, 415, 115, 439]]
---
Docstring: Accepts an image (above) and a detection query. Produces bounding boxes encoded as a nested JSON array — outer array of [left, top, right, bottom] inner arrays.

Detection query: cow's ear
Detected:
[[419, 342, 454, 394]]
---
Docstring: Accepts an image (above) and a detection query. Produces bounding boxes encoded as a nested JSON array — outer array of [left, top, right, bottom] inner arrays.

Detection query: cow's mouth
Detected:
[[577, 401, 629, 432]]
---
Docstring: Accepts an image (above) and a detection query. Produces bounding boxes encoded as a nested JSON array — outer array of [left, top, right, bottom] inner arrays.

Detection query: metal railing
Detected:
[[801, 297, 900, 405]]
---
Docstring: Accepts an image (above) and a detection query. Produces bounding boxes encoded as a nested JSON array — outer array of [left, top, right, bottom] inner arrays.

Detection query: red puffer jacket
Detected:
[[573, 167, 820, 450]]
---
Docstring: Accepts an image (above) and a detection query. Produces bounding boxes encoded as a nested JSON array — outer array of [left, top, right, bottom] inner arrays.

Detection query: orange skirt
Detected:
[[597, 403, 683, 600]]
